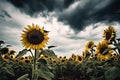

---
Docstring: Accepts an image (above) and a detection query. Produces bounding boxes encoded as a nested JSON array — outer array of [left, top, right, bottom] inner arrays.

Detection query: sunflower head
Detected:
[[1, 54, 10, 62], [71, 53, 76, 60], [96, 40, 113, 61], [85, 41, 94, 51], [111, 53, 120, 61], [103, 26, 116, 42], [24, 59, 31, 64], [9, 50, 16, 55], [75, 55, 83, 63], [52, 58, 57, 63], [21, 23, 49, 50], [68, 57, 74, 62], [60, 58, 67, 64]]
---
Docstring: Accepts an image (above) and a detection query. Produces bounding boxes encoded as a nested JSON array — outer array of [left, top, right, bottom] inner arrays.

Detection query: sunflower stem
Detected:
[[34, 49, 37, 70], [32, 49, 38, 80], [29, 49, 34, 59]]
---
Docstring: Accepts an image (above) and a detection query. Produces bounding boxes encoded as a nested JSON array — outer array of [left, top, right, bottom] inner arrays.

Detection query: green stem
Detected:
[[34, 49, 37, 70], [32, 49, 37, 80], [29, 49, 34, 59]]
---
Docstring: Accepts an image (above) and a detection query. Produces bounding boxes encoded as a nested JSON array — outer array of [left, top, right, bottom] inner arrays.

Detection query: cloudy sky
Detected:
[[0, 0, 120, 57]]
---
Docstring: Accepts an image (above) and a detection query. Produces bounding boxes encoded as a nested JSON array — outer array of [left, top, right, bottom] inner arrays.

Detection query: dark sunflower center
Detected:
[[100, 47, 108, 55], [10, 51, 15, 55], [106, 32, 112, 40], [88, 44, 92, 48], [25, 60, 30, 63], [27, 30, 44, 44], [78, 56, 82, 61], [62, 59, 65, 62]]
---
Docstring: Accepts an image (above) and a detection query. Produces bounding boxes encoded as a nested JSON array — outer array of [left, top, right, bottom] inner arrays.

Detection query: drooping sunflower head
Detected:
[[85, 41, 94, 51], [103, 26, 116, 42], [96, 40, 113, 60], [21, 23, 49, 50]]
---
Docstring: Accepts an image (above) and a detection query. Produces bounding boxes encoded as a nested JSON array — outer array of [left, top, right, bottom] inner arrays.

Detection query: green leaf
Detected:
[[48, 46, 56, 49], [36, 50, 41, 59], [105, 67, 120, 80], [34, 64, 54, 80], [37, 58, 47, 64], [86, 68, 94, 74], [16, 49, 28, 59], [17, 74, 30, 80], [40, 49, 57, 58], [2, 66, 15, 76]]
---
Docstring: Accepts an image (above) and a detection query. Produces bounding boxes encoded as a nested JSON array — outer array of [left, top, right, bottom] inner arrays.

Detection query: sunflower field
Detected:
[[0, 24, 120, 80]]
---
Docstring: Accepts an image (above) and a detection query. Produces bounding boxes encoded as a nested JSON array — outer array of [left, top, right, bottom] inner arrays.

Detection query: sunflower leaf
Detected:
[[36, 50, 41, 59], [40, 49, 57, 58], [48, 46, 56, 49], [34, 64, 54, 80], [105, 67, 120, 80], [16, 49, 28, 59], [17, 74, 30, 80], [2, 66, 15, 76]]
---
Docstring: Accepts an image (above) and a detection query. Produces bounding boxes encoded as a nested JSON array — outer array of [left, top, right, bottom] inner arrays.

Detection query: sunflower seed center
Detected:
[[27, 30, 44, 44]]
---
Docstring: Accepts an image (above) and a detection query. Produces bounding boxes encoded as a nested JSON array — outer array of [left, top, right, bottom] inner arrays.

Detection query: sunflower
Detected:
[[8, 50, 16, 55], [75, 55, 83, 63], [103, 26, 116, 42], [23, 59, 31, 64], [21, 23, 49, 50], [60, 58, 67, 64], [71, 53, 76, 60], [111, 53, 120, 61], [85, 41, 94, 51], [68, 57, 74, 61], [1, 54, 10, 62], [52, 58, 57, 63], [96, 40, 113, 61]]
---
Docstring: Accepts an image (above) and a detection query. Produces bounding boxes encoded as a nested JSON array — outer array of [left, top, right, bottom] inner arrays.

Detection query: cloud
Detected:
[[5, 0, 120, 32], [1, 0, 120, 58], [59, 0, 120, 31]]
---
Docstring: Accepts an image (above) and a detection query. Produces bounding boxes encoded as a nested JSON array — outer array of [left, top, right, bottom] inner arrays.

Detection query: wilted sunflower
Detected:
[[103, 26, 116, 42], [96, 40, 113, 61], [21, 23, 49, 50]]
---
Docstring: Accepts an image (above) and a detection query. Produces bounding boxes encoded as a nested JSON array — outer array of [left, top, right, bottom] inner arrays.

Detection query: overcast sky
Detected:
[[0, 0, 120, 57]]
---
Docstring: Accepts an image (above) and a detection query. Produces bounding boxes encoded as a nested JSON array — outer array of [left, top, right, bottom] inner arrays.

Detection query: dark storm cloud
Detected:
[[6, 0, 120, 31], [59, 0, 120, 31], [6, 0, 74, 16]]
